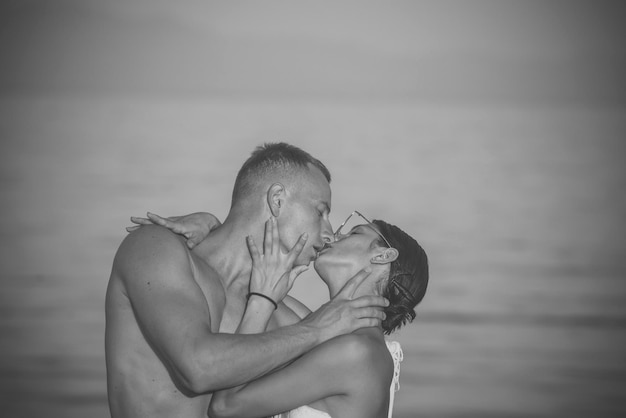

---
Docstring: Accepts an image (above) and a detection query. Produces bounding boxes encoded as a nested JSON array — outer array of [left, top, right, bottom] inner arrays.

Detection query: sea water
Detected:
[[1, 97, 625, 417]]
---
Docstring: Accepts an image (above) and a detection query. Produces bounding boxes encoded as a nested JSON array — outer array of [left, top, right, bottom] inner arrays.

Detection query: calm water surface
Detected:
[[1, 98, 625, 417]]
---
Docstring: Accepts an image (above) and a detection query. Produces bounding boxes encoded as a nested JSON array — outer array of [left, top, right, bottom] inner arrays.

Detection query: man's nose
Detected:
[[321, 220, 335, 243]]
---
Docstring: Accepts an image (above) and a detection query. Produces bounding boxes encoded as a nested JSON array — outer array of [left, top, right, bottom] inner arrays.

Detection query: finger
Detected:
[[126, 226, 140, 232], [130, 216, 151, 225], [263, 218, 272, 255], [246, 235, 262, 265], [336, 267, 373, 299], [354, 306, 386, 321], [286, 233, 308, 265], [146, 212, 167, 220], [187, 235, 204, 249], [168, 222, 185, 234], [271, 216, 279, 255], [348, 295, 389, 309], [355, 317, 383, 329], [147, 213, 186, 235], [209, 219, 222, 231], [147, 212, 171, 227]]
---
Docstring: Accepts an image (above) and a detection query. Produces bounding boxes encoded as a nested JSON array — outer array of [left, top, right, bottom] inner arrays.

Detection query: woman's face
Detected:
[[313, 223, 385, 286]]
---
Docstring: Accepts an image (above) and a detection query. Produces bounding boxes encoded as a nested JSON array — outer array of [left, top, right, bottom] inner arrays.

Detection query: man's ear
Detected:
[[371, 248, 399, 265], [267, 183, 285, 217]]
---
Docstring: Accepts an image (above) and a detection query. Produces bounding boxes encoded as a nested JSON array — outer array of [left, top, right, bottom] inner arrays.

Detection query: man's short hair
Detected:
[[231, 142, 331, 206]]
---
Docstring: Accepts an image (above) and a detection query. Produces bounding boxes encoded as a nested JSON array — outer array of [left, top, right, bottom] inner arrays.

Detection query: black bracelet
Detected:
[[246, 292, 278, 310]]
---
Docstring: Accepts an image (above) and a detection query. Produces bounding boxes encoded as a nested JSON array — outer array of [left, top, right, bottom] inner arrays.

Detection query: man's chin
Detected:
[[295, 252, 314, 267]]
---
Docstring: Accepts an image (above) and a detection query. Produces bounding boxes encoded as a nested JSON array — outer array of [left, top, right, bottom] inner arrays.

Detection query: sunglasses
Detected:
[[334, 210, 392, 248]]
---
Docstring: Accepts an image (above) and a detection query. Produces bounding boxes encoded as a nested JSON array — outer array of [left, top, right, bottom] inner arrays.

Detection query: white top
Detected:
[[272, 341, 403, 418], [275, 405, 331, 418]]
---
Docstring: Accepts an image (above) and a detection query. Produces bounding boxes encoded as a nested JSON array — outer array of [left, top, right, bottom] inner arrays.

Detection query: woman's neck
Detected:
[[327, 264, 387, 300], [353, 325, 385, 341]]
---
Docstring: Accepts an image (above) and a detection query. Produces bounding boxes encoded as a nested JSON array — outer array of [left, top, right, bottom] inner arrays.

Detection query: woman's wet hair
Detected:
[[372, 220, 429, 334]]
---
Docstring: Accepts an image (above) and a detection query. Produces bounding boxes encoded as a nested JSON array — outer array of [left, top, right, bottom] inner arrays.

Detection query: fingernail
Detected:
[[364, 267, 372, 273], [302, 233, 308, 239]]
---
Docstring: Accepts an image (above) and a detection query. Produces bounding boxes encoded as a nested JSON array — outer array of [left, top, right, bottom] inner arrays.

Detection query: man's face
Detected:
[[277, 165, 333, 265]]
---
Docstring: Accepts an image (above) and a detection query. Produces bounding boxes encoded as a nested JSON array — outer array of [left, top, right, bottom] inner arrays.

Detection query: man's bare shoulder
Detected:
[[112, 224, 191, 282]]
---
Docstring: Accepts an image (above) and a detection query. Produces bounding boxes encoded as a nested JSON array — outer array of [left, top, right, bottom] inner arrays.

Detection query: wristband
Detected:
[[246, 292, 278, 310]]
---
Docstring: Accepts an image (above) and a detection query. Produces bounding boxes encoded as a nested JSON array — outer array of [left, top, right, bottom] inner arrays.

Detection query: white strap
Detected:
[[385, 341, 403, 418]]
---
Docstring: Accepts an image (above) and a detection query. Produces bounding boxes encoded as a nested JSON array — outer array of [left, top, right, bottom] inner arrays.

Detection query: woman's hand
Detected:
[[126, 212, 221, 249], [246, 217, 309, 307]]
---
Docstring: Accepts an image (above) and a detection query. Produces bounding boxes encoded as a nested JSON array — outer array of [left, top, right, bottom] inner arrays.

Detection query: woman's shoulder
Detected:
[[311, 333, 393, 416], [322, 333, 394, 381]]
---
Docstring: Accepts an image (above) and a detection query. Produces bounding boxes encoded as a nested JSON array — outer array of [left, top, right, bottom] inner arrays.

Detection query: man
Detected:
[[105, 143, 388, 418]]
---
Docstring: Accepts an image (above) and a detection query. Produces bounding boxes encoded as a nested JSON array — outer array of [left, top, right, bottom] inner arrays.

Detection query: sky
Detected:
[[0, 0, 625, 104]]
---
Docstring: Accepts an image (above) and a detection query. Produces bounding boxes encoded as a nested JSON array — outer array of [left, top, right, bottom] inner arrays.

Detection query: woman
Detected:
[[129, 210, 428, 418]]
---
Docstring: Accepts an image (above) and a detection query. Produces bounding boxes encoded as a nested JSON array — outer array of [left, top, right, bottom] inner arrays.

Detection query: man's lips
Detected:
[[314, 243, 331, 259]]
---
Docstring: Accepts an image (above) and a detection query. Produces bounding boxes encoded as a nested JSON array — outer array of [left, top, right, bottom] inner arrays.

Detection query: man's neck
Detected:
[[192, 216, 262, 292]]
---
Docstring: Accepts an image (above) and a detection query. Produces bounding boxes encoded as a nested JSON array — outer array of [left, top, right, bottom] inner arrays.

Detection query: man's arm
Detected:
[[114, 225, 386, 394], [208, 334, 392, 418]]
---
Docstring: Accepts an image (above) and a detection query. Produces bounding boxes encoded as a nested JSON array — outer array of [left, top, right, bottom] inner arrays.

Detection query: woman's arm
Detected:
[[208, 334, 391, 418], [126, 211, 221, 248], [282, 295, 312, 319], [236, 218, 309, 334]]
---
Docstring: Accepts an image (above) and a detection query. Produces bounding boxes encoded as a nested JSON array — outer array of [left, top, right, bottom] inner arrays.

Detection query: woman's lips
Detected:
[[315, 243, 332, 259]]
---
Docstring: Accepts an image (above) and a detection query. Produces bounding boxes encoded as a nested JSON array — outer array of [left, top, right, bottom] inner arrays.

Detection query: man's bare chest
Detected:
[[188, 253, 301, 334], [188, 255, 255, 333], [187, 255, 229, 333]]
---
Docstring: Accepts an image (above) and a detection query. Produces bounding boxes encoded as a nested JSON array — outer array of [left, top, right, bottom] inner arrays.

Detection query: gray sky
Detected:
[[1, 0, 625, 104]]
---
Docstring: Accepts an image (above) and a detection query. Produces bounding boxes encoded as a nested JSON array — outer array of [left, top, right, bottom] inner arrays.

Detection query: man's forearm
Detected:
[[189, 321, 320, 393]]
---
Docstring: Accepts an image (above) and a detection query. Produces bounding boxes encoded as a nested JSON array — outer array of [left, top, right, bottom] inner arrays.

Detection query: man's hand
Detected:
[[246, 217, 309, 307], [300, 268, 389, 342], [126, 212, 221, 249]]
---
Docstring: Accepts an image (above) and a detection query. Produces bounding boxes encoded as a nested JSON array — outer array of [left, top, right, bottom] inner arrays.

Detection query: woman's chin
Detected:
[[313, 258, 334, 283], [312, 258, 325, 275]]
